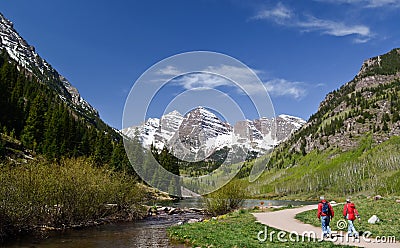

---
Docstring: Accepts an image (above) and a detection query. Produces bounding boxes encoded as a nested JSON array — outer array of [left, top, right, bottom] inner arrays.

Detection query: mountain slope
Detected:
[[0, 12, 131, 168], [284, 48, 400, 154], [0, 13, 98, 121], [250, 48, 400, 198]]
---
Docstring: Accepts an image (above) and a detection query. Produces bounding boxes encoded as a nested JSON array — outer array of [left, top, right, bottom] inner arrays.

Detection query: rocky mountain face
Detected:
[[0, 13, 98, 118], [122, 107, 305, 159], [286, 48, 400, 154]]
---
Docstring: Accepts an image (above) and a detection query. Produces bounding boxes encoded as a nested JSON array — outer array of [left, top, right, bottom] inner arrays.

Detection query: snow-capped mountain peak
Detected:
[[278, 114, 307, 129], [122, 107, 305, 158]]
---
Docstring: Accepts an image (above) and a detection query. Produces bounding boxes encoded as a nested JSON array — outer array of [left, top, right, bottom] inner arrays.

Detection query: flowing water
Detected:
[[2, 198, 316, 248]]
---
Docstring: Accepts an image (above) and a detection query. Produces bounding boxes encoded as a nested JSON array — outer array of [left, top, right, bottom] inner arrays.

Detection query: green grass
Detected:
[[296, 197, 400, 241], [168, 210, 346, 248], [246, 135, 400, 199]]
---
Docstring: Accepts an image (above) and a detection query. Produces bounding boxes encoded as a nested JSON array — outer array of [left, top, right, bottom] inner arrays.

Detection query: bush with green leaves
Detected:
[[0, 158, 146, 242], [204, 180, 247, 216]]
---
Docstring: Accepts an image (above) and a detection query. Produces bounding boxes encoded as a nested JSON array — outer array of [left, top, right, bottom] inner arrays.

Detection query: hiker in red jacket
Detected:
[[317, 196, 335, 238], [343, 198, 360, 238]]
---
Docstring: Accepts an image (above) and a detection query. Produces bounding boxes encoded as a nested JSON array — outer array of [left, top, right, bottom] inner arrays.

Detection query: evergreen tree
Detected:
[[382, 121, 389, 132], [392, 111, 400, 123], [21, 93, 47, 151]]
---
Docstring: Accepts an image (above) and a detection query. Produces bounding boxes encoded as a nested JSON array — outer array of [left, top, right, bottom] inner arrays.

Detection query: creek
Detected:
[[3, 198, 316, 247]]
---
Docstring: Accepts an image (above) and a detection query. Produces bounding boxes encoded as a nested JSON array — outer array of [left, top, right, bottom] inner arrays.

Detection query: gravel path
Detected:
[[253, 204, 399, 247]]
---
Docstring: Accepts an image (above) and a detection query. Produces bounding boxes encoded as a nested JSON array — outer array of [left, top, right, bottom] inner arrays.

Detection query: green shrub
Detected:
[[0, 138, 5, 159], [0, 158, 146, 241], [204, 180, 247, 216]]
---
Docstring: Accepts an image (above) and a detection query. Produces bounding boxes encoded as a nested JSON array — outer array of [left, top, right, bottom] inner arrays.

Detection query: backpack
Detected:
[[322, 202, 330, 215]]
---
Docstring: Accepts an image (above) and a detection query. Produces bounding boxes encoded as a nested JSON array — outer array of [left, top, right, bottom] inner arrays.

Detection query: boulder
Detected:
[[368, 215, 380, 224], [157, 207, 166, 212], [187, 219, 200, 224], [168, 207, 179, 215], [189, 207, 204, 213]]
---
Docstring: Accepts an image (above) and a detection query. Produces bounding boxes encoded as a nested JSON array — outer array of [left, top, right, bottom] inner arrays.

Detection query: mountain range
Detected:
[[122, 107, 305, 159]]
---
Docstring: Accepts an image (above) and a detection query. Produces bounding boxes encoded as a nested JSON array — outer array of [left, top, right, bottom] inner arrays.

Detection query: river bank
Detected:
[[0, 158, 150, 244], [2, 198, 206, 248]]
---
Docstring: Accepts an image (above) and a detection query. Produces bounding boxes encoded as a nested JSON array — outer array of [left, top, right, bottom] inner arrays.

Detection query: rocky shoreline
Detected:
[[147, 206, 206, 225]]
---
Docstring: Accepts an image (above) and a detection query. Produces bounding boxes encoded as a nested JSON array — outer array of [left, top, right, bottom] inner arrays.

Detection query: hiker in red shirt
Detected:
[[317, 196, 335, 238], [343, 198, 360, 238]]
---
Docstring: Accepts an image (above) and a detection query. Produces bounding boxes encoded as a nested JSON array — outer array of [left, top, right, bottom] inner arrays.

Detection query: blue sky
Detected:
[[1, 0, 400, 128]]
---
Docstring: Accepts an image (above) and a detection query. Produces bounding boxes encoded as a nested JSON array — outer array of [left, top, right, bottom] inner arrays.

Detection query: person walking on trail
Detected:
[[317, 196, 335, 239], [343, 198, 360, 238]]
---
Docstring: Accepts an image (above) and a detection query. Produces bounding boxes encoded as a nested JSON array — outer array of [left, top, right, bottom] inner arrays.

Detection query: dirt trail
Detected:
[[252, 204, 399, 247]]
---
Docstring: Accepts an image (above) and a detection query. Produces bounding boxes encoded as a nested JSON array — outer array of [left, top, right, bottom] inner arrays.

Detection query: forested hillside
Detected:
[[248, 48, 400, 198], [0, 50, 134, 170]]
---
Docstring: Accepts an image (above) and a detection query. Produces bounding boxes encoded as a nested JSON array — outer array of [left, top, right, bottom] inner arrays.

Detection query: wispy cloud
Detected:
[[315, 0, 400, 8], [157, 65, 182, 76], [367, 0, 400, 7], [252, 2, 292, 23], [264, 79, 307, 99], [298, 16, 371, 37], [173, 73, 231, 89], [160, 64, 308, 100], [252, 2, 373, 42]]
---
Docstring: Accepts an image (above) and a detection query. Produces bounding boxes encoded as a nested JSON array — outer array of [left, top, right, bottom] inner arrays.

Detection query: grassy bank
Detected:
[[168, 209, 344, 247], [296, 197, 400, 241], [0, 158, 147, 243]]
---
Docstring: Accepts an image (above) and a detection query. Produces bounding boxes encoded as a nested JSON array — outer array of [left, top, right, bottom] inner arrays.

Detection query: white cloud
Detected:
[[253, 2, 292, 23], [298, 16, 371, 37], [206, 64, 263, 84], [253, 2, 373, 42], [367, 0, 400, 7], [157, 65, 182, 76], [168, 65, 308, 99], [315, 0, 400, 7], [264, 79, 307, 99], [174, 73, 231, 89]]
